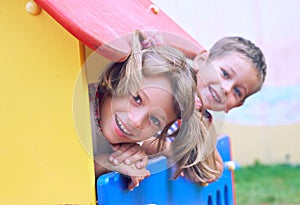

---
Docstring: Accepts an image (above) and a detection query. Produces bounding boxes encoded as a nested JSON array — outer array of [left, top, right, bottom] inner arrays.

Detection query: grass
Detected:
[[234, 163, 300, 205]]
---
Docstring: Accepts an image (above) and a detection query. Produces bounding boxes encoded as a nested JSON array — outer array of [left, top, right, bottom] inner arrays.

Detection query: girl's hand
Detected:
[[94, 154, 150, 190], [128, 174, 150, 191], [109, 143, 148, 170], [107, 160, 150, 191]]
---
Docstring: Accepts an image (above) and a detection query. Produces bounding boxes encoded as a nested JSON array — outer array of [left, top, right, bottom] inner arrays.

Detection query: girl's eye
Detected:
[[132, 94, 142, 105], [234, 87, 242, 98], [221, 69, 229, 79], [150, 116, 161, 127]]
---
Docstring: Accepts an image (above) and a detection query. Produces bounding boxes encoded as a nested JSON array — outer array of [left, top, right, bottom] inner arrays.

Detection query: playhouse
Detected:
[[1, 0, 235, 204]]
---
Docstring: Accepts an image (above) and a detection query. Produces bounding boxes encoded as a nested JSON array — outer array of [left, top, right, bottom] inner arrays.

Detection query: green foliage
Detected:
[[234, 164, 300, 205]]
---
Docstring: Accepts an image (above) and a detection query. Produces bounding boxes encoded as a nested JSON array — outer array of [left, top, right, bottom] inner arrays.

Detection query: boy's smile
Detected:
[[195, 53, 260, 112]]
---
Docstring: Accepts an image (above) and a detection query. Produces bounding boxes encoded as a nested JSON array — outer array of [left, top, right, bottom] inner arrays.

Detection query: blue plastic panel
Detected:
[[97, 135, 234, 205]]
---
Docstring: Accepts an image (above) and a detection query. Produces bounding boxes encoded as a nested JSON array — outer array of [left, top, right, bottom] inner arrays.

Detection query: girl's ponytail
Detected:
[[171, 110, 219, 182], [114, 30, 145, 96]]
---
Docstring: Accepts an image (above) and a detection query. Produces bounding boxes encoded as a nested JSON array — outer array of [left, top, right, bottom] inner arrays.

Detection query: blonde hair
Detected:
[[98, 30, 218, 182]]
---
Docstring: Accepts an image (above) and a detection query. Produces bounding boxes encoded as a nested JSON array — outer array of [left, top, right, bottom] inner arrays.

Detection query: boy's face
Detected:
[[194, 52, 260, 112]]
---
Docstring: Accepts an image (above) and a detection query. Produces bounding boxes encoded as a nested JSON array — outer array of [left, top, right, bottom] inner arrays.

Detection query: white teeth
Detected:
[[209, 87, 221, 103], [116, 116, 132, 135]]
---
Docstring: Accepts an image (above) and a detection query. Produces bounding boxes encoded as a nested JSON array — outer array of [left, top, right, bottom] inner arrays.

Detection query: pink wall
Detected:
[[154, 0, 300, 125]]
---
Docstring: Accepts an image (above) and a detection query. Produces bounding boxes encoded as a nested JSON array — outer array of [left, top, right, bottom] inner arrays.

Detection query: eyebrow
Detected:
[[228, 64, 237, 76], [139, 89, 149, 102]]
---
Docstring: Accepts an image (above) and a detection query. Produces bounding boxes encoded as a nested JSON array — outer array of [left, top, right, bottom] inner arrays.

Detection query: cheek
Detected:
[[197, 78, 208, 92], [111, 97, 130, 111], [211, 71, 222, 84], [225, 97, 238, 109], [202, 73, 221, 88]]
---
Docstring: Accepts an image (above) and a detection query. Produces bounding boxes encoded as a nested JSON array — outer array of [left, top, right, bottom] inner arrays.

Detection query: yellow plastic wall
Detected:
[[223, 123, 300, 166], [0, 1, 96, 204]]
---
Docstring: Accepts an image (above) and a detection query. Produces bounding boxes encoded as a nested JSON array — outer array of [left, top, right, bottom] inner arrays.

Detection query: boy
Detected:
[[194, 36, 266, 113]]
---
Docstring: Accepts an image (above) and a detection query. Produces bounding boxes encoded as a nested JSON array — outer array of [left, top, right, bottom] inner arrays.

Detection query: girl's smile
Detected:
[[100, 75, 177, 144], [115, 114, 133, 137]]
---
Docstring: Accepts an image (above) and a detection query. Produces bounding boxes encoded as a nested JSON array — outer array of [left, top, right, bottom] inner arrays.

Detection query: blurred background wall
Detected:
[[152, 0, 300, 165]]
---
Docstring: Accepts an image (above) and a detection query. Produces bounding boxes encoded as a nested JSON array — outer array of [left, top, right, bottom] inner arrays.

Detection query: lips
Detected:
[[115, 115, 133, 136], [208, 86, 222, 103]]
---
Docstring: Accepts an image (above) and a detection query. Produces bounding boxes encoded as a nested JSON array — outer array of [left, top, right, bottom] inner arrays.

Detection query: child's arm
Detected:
[[160, 32, 202, 60], [144, 31, 203, 60], [108, 143, 148, 169], [94, 154, 150, 191], [98, 143, 150, 191], [111, 31, 203, 62]]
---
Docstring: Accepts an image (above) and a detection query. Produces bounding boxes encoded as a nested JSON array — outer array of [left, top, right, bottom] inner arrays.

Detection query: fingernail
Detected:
[[113, 159, 119, 165], [109, 156, 114, 162], [125, 159, 131, 165], [201, 182, 209, 187], [135, 182, 139, 187]]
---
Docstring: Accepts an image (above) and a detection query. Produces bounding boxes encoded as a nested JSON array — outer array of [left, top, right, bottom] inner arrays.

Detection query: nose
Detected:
[[221, 80, 235, 113], [222, 80, 234, 95], [128, 109, 150, 129]]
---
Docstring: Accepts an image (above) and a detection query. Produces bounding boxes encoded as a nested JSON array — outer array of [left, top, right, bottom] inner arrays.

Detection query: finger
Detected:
[[134, 155, 148, 170], [111, 144, 121, 151], [109, 144, 134, 164], [114, 143, 133, 153], [111, 144, 142, 165], [200, 182, 209, 187], [145, 170, 151, 178], [123, 149, 147, 165], [128, 177, 140, 191], [128, 174, 150, 191], [111, 160, 150, 177]]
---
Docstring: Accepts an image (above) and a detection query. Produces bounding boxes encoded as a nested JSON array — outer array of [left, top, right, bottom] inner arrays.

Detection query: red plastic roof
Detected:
[[36, 0, 203, 61]]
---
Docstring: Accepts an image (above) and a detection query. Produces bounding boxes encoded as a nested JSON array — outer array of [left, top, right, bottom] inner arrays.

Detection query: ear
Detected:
[[193, 50, 209, 73]]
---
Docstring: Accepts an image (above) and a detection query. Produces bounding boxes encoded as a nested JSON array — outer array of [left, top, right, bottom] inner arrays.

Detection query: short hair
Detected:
[[209, 36, 267, 93]]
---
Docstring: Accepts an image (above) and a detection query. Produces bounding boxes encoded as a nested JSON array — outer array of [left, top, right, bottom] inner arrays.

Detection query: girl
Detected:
[[90, 30, 218, 190], [111, 32, 267, 185]]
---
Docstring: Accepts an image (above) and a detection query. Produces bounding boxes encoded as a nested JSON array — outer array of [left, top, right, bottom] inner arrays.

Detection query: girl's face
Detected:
[[100, 75, 177, 144], [194, 53, 260, 112]]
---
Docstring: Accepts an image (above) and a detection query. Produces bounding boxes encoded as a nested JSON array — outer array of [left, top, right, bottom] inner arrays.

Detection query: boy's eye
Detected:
[[234, 87, 242, 98], [132, 94, 142, 105], [150, 116, 161, 127], [221, 69, 229, 79]]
